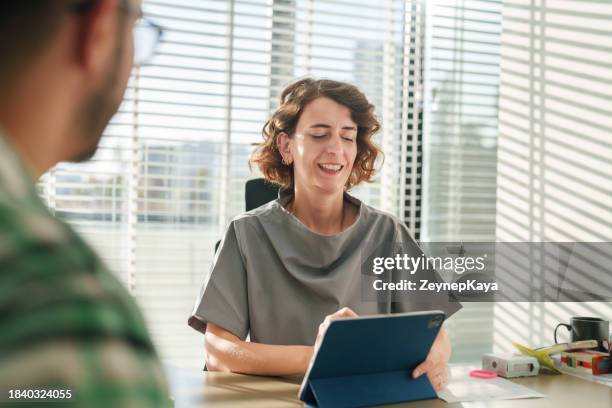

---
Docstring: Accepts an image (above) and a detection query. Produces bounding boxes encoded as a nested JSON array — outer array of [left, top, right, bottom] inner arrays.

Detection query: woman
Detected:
[[188, 78, 459, 390]]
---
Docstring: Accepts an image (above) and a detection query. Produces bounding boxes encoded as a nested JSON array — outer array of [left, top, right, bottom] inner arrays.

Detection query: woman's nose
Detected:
[[325, 133, 343, 155]]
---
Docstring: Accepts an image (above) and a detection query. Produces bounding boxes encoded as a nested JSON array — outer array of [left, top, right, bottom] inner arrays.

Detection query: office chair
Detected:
[[245, 178, 280, 212]]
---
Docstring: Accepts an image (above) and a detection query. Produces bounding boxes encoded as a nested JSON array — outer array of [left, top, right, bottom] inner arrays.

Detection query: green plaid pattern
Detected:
[[0, 130, 169, 407]]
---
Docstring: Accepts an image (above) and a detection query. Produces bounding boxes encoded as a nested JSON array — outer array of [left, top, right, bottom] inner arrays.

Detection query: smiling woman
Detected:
[[187, 78, 460, 389], [250, 79, 382, 235]]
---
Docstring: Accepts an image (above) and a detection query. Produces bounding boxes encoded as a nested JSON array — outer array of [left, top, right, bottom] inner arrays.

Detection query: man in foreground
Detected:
[[0, 1, 168, 406]]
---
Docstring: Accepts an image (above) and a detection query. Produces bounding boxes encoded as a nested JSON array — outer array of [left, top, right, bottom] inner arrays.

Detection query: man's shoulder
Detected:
[[0, 198, 168, 405], [0, 198, 72, 258], [0, 199, 154, 356], [0, 199, 95, 283]]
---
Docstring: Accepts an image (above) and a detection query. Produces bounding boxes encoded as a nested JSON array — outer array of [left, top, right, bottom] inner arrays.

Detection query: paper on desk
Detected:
[[437, 366, 546, 403]]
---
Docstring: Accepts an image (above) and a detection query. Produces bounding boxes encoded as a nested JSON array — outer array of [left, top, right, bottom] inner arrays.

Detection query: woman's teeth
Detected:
[[319, 164, 343, 171]]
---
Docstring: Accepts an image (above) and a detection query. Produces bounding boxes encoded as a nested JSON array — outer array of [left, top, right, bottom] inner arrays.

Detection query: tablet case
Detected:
[[299, 311, 445, 408]]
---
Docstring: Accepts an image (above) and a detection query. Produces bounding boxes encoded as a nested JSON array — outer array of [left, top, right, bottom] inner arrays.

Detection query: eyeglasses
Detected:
[[71, 0, 164, 66], [133, 17, 163, 66]]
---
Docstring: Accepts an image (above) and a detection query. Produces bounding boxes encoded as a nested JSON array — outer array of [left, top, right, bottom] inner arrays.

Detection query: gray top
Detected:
[[188, 191, 461, 346]]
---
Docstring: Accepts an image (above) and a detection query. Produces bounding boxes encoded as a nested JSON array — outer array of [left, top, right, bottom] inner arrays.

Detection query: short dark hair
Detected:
[[0, 2, 74, 89], [250, 78, 383, 191]]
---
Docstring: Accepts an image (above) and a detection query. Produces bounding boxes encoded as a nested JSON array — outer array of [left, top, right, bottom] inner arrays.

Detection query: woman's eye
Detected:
[[342, 137, 355, 142], [311, 134, 327, 138]]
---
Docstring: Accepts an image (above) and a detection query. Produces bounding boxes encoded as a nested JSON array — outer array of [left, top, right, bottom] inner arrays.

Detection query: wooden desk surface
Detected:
[[168, 367, 612, 408]]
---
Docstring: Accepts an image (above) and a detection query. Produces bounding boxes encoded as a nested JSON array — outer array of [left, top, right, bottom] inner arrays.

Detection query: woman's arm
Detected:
[[204, 322, 313, 376], [204, 307, 358, 376]]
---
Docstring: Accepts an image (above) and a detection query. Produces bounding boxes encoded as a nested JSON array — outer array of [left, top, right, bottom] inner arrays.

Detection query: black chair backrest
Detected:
[[245, 178, 280, 211]]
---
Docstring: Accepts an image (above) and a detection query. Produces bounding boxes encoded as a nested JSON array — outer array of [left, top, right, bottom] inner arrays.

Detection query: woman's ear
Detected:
[[277, 132, 293, 164]]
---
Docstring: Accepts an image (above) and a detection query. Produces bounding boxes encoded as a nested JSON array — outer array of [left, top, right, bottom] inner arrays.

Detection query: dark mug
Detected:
[[554, 317, 610, 352]]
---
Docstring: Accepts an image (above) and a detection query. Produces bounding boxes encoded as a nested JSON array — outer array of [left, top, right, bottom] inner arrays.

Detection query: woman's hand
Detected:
[[313, 307, 358, 351], [412, 328, 451, 391]]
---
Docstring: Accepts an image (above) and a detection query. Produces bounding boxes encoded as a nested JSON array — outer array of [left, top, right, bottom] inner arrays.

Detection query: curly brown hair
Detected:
[[250, 78, 383, 190]]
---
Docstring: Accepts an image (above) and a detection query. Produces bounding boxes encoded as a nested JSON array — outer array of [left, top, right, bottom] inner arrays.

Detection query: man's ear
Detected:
[[277, 132, 293, 163], [75, 0, 120, 81]]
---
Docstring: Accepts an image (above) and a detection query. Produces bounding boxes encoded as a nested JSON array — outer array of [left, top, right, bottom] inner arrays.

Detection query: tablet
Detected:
[[298, 310, 445, 408]]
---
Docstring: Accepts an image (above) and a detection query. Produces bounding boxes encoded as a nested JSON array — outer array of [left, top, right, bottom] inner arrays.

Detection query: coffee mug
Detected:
[[554, 316, 610, 352]]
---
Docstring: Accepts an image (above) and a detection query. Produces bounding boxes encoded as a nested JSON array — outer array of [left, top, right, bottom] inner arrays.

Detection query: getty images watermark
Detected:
[[360, 242, 612, 303], [371, 252, 495, 294]]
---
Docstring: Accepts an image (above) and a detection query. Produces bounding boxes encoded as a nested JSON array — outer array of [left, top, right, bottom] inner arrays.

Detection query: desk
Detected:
[[168, 367, 612, 407]]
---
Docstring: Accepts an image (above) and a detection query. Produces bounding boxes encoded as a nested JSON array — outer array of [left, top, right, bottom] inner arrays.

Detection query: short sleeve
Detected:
[[188, 221, 249, 340], [391, 223, 462, 319]]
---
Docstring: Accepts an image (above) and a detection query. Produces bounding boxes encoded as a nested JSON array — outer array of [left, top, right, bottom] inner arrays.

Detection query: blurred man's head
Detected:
[[0, 0, 143, 173]]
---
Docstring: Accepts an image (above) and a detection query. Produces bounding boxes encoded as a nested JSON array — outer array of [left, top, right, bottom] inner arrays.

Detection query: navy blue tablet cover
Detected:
[[298, 311, 445, 408]]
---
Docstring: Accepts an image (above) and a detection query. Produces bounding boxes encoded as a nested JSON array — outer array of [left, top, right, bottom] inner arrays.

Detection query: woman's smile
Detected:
[[317, 163, 344, 175]]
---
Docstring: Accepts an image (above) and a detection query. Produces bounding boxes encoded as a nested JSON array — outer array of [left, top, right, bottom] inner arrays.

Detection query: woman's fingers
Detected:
[[412, 359, 430, 379], [413, 354, 449, 391], [316, 307, 358, 345], [322, 307, 358, 328], [334, 307, 357, 317]]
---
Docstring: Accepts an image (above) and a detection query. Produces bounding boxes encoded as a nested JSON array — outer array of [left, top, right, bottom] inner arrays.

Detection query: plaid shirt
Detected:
[[0, 129, 170, 407]]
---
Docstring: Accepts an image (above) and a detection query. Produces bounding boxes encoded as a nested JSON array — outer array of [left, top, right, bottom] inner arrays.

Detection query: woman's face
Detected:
[[279, 97, 358, 196]]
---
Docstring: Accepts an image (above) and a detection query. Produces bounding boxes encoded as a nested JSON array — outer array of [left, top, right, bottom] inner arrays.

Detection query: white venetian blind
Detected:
[[495, 0, 612, 354], [39, 0, 420, 368], [422, 0, 502, 362]]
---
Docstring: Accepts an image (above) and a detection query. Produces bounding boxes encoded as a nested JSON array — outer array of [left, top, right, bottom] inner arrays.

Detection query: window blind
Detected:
[[495, 0, 612, 353], [422, 0, 502, 363], [39, 0, 419, 368]]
